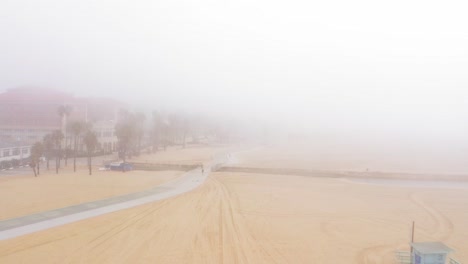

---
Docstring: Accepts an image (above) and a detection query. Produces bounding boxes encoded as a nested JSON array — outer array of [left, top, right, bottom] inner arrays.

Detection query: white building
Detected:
[[93, 120, 118, 153], [0, 141, 31, 164]]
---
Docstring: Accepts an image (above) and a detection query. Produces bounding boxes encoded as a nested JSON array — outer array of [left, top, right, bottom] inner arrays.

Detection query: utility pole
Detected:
[[410, 221, 415, 263]]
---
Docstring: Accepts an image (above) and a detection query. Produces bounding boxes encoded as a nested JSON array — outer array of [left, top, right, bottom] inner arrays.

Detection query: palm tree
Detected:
[[134, 112, 146, 156], [69, 121, 85, 172], [115, 111, 139, 162], [162, 117, 170, 151], [51, 130, 64, 174], [83, 130, 98, 175], [182, 116, 190, 148], [58, 104, 72, 132], [30, 142, 44, 177], [29, 158, 37, 177], [152, 111, 163, 152], [58, 104, 72, 165], [115, 122, 135, 163], [43, 134, 54, 170], [168, 113, 180, 145]]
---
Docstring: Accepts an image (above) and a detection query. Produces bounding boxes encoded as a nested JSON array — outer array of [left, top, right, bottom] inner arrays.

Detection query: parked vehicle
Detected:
[[109, 162, 133, 171]]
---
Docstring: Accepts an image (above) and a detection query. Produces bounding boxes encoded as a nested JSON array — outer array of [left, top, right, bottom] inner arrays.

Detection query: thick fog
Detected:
[[1, 0, 468, 173]]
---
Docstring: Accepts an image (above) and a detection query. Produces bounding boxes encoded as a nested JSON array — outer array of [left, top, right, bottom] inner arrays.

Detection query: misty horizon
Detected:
[[1, 2, 468, 262], [1, 0, 468, 174]]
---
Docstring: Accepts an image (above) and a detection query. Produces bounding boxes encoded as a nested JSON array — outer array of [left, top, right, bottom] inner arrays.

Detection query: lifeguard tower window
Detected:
[[411, 242, 453, 264]]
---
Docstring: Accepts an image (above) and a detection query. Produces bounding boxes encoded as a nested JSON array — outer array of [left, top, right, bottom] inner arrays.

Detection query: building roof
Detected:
[[0, 141, 31, 149], [0, 87, 125, 129], [411, 242, 453, 254], [0, 87, 73, 128]]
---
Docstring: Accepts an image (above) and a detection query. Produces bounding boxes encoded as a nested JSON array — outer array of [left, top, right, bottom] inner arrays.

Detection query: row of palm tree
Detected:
[[28, 105, 225, 177], [150, 111, 193, 152], [30, 122, 98, 176], [115, 111, 141, 162], [149, 111, 233, 152], [116, 109, 246, 159]]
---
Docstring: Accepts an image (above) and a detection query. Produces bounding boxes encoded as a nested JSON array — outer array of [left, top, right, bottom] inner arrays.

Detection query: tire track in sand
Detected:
[[62, 200, 170, 262], [409, 192, 454, 240], [355, 191, 454, 264], [212, 177, 288, 264]]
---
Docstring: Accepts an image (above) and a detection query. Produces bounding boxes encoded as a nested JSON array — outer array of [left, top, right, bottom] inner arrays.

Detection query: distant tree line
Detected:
[[28, 104, 98, 176], [115, 110, 209, 162], [29, 121, 98, 176], [27, 105, 239, 177]]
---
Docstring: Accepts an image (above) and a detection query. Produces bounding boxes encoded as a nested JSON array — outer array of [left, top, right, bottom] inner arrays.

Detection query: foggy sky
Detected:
[[1, 0, 468, 140]]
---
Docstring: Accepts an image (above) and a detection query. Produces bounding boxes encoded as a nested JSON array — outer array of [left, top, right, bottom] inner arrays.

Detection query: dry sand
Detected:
[[0, 145, 467, 263], [130, 144, 233, 165], [0, 145, 229, 221], [0, 166, 181, 220], [0, 172, 466, 263], [235, 146, 468, 180]]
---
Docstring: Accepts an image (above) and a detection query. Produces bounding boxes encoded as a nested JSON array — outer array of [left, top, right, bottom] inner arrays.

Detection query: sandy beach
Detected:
[[129, 145, 234, 165], [0, 144, 232, 221], [0, 167, 182, 221], [0, 145, 467, 263]]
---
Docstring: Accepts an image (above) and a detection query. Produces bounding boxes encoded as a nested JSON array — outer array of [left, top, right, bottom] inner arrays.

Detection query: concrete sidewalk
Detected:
[[0, 154, 230, 240]]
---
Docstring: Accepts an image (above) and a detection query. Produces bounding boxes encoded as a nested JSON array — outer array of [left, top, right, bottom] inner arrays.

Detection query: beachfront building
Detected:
[[0, 87, 125, 150], [0, 88, 85, 144], [93, 120, 118, 153], [0, 141, 31, 168]]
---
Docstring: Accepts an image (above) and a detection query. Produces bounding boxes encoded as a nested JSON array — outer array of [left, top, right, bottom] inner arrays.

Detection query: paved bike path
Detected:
[[0, 155, 229, 240]]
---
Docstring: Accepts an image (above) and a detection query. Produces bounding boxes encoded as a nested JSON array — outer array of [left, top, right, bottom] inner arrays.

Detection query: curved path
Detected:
[[0, 154, 231, 240]]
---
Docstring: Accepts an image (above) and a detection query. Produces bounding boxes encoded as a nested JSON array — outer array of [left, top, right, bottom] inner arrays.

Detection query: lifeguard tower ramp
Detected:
[[395, 250, 411, 264], [394, 242, 461, 264]]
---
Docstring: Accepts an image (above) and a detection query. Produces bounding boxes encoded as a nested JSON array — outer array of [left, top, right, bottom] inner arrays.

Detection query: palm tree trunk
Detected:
[[152, 135, 157, 153], [73, 137, 77, 172], [122, 148, 126, 173], [88, 155, 92, 175], [31, 163, 37, 177], [64, 141, 67, 166], [55, 150, 59, 174], [138, 137, 141, 156], [58, 146, 61, 169], [37, 162, 40, 175]]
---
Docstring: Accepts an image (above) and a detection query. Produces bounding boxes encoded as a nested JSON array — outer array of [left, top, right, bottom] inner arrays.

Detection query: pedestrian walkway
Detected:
[[0, 154, 231, 240]]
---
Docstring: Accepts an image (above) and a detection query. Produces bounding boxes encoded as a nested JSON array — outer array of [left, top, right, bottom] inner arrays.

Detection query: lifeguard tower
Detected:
[[411, 242, 453, 264], [394, 222, 461, 264], [395, 241, 461, 264]]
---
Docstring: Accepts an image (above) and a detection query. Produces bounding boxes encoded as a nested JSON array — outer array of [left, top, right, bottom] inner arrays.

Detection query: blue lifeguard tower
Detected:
[[395, 241, 461, 264], [411, 242, 453, 264]]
